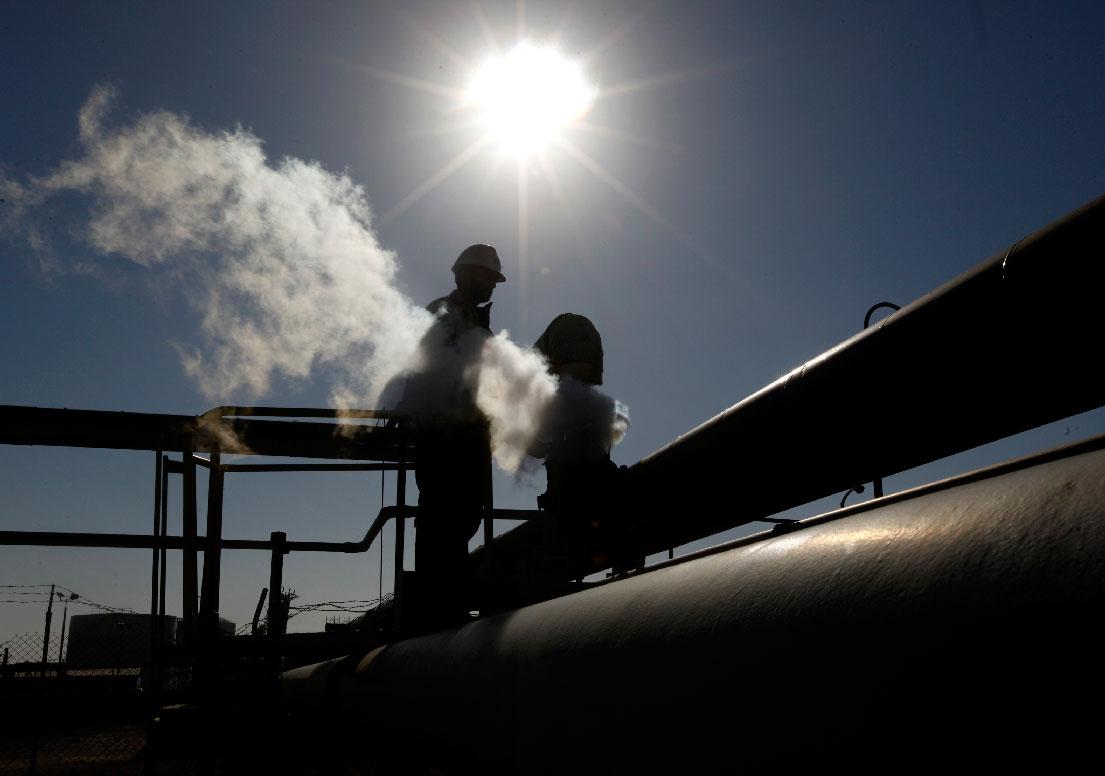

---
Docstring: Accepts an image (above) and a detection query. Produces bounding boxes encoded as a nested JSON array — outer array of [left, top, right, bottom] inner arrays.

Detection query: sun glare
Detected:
[[466, 41, 597, 157]]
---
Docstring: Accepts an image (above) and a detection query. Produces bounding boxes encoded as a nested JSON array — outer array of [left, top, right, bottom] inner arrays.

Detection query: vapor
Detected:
[[473, 333, 559, 472], [4, 86, 621, 473], [21, 85, 430, 403]]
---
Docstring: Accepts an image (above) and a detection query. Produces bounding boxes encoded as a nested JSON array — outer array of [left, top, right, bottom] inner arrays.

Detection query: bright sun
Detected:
[[466, 41, 597, 157]]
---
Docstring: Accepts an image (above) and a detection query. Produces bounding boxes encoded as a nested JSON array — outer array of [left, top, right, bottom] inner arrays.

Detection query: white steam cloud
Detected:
[[31, 85, 427, 402], [474, 334, 559, 472], [4, 86, 618, 472]]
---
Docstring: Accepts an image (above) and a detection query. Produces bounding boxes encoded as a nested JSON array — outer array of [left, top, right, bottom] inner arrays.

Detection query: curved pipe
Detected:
[[863, 300, 901, 329], [861, 300, 900, 498], [283, 440, 1105, 773]]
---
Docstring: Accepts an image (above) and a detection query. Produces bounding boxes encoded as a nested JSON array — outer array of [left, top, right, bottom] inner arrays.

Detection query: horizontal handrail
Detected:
[[200, 405, 404, 421], [0, 405, 413, 460], [165, 455, 403, 474], [0, 508, 539, 553], [221, 462, 401, 473]]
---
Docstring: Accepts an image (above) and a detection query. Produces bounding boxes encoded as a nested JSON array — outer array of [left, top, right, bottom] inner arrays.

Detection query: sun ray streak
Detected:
[[351, 63, 465, 101], [556, 139, 722, 272], [575, 121, 688, 155], [469, 0, 499, 51], [280, 47, 465, 101], [600, 63, 736, 99], [477, 154, 507, 200], [378, 137, 490, 226], [401, 116, 487, 142], [517, 156, 530, 340], [582, 0, 660, 66], [391, 7, 470, 71], [534, 152, 591, 266], [553, 0, 583, 43]]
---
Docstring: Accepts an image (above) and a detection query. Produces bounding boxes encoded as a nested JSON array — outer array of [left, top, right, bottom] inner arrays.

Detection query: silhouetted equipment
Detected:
[[281, 191, 1105, 772], [284, 435, 1105, 773], [4, 193, 1105, 771], [623, 192, 1105, 561]]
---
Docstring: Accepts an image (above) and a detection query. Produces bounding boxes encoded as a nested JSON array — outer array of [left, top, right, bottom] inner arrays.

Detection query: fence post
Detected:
[[251, 588, 269, 636], [40, 585, 55, 678], [264, 531, 287, 769], [268, 532, 287, 642], [32, 587, 54, 775]]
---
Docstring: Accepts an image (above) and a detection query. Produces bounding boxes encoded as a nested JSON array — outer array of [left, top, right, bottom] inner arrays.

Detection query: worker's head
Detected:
[[535, 313, 604, 385], [452, 244, 504, 304]]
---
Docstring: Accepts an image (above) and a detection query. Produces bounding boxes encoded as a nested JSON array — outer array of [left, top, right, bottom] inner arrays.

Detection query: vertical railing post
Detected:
[[482, 455, 494, 550], [199, 449, 224, 641], [181, 434, 198, 647], [158, 455, 169, 636], [481, 454, 493, 615], [147, 450, 163, 775], [150, 449, 162, 660], [393, 435, 407, 629], [197, 448, 224, 768]]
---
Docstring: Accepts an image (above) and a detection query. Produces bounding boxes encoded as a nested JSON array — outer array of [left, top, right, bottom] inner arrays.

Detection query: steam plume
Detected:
[[29, 85, 430, 403], [4, 86, 620, 472], [473, 333, 559, 472]]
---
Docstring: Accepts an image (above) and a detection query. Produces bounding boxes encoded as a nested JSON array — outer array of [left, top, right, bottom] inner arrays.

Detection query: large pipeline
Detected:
[[624, 193, 1105, 556], [283, 436, 1105, 773]]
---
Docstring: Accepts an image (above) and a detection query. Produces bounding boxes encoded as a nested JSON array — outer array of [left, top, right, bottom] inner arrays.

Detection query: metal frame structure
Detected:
[[0, 404, 537, 769]]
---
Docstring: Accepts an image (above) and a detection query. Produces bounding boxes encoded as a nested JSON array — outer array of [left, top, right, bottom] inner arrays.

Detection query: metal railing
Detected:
[[0, 403, 540, 770]]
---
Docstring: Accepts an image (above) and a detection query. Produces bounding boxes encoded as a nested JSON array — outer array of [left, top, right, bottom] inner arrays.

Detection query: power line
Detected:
[[56, 585, 136, 614], [1, 583, 136, 615], [0, 598, 135, 613], [286, 594, 391, 621]]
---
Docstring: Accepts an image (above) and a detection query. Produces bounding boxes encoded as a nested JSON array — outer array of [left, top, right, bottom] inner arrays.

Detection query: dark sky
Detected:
[[2, 0, 1104, 637]]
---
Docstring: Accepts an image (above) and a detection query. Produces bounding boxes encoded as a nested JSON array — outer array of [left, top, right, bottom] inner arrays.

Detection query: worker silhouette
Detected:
[[401, 244, 504, 630], [531, 313, 630, 576]]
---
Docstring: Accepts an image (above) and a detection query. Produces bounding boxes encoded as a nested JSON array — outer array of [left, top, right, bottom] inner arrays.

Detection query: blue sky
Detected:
[[3, 0, 1104, 640]]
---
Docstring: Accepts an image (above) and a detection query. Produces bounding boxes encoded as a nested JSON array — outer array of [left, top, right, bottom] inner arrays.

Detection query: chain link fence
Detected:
[[0, 621, 156, 775]]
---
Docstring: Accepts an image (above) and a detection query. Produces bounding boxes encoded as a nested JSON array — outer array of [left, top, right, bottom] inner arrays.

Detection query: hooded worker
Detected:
[[532, 313, 631, 574], [532, 313, 614, 502], [402, 244, 505, 630]]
